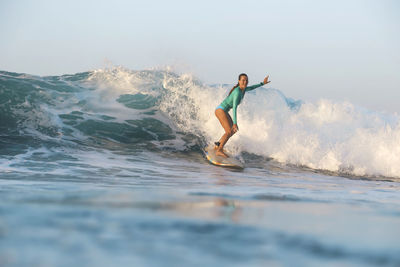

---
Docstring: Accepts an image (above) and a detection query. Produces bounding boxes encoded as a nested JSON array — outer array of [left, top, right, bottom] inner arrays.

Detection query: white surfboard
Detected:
[[204, 145, 244, 169]]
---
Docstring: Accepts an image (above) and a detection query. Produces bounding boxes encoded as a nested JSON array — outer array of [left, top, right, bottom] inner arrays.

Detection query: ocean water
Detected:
[[0, 67, 399, 266]]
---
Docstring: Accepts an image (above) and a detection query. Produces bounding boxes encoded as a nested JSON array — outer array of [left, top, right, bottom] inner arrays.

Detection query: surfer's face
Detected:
[[238, 75, 248, 89]]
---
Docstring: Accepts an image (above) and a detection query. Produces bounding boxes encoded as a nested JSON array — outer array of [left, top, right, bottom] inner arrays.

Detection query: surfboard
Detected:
[[203, 145, 244, 169]]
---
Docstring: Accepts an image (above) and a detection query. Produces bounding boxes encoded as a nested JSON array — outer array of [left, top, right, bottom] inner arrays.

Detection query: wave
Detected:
[[1, 67, 399, 178]]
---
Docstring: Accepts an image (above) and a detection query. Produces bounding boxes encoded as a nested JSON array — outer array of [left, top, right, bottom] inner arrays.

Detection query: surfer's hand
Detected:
[[232, 124, 238, 134], [263, 75, 270, 84]]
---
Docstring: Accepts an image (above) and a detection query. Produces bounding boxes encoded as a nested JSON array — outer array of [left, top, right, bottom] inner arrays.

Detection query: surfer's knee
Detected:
[[228, 127, 237, 136], [225, 129, 233, 137]]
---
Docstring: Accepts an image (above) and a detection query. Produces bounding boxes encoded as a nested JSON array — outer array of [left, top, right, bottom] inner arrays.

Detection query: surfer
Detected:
[[214, 73, 271, 157]]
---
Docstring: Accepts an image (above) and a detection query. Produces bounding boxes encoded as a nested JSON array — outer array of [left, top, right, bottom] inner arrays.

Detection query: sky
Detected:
[[1, 0, 399, 112]]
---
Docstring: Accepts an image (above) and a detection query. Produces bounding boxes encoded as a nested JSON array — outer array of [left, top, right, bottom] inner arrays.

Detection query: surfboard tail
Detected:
[[204, 145, 244, 169]]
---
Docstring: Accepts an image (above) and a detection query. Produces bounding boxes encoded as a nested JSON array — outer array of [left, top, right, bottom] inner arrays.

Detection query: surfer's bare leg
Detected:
[[214, 113, 234, 149], [215, 109, 235, 157]]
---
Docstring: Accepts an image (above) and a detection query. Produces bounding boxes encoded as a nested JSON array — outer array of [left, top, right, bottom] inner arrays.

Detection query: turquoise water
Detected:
[[0, 68, 399, 266]]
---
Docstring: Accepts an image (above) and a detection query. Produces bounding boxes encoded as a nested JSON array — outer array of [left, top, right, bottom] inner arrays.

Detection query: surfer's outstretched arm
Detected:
[[245, 75, 271, 92], [245, 82, 264, 92]]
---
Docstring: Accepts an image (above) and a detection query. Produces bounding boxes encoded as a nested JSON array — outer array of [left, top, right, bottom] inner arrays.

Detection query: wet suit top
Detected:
[[219, 82, 264, 125]]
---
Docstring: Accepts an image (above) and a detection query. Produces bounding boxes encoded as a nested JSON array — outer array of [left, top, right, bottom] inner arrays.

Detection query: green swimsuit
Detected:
[[217, 82, 264, 125]]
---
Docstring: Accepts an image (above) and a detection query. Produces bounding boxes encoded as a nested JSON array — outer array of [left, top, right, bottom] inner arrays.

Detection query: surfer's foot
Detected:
[[216, 150, 229, 158]]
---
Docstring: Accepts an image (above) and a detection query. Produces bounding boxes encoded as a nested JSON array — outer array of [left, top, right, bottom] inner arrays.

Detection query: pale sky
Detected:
[[1, 0, 399, 112]]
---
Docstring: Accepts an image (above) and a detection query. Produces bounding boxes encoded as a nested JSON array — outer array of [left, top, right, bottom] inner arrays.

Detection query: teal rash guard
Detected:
[[218, 82, 264, 125]]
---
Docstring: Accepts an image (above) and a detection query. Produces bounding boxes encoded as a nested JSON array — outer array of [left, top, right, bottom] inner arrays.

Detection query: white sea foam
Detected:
[[128, 67, 400, 178]]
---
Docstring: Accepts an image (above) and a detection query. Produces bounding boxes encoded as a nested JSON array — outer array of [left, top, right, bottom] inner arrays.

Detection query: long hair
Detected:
[[228, 73, 248, 96]]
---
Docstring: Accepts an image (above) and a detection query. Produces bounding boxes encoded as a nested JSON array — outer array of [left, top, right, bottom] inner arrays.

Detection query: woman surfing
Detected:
[[214, 73, 271, 158]]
